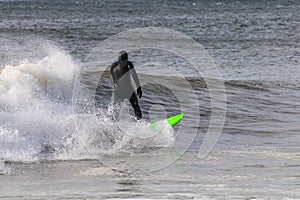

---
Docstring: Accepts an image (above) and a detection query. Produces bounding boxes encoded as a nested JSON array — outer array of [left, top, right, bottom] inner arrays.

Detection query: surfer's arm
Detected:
[[128, 62, 141, 88], [128, 61, 142, 98], [110, 62, 118, 84]]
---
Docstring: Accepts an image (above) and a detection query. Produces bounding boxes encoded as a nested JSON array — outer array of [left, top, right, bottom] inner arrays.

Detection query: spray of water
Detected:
[[0, 38, 175, 174]]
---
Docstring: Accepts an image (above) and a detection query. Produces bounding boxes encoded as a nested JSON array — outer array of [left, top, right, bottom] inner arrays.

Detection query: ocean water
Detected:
[[0, 0, 299, 199]]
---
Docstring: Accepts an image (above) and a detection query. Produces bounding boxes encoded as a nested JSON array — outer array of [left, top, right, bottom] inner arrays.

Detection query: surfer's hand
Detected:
[[137, 87, 142, 98]]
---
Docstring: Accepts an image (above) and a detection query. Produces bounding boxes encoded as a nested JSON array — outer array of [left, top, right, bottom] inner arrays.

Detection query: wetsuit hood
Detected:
[[118, 51, 128, 61]]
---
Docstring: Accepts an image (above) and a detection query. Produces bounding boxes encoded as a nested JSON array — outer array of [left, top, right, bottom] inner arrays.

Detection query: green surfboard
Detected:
[[150, 113, 184, 128]]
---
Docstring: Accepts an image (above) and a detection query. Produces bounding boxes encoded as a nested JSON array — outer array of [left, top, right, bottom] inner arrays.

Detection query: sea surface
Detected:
[[0, 0, 299, 199]]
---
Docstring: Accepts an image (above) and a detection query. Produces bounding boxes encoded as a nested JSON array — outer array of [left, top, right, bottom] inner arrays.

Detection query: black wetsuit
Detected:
[[110, 52, 142, 120]]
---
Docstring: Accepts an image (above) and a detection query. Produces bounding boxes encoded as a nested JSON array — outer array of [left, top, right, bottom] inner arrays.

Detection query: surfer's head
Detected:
[[118, 51, 128, 61]]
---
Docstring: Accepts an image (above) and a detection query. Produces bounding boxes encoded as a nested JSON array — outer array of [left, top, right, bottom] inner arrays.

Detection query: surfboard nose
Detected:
[[167, 113, 184, 127], [150, 113, 184, 129]]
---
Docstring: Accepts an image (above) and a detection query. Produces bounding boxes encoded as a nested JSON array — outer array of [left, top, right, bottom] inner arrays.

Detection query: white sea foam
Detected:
[[0, 46, 80, 164]]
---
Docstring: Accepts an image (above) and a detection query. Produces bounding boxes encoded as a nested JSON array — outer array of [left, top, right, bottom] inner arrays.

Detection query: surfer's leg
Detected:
[[130, 93, 142, 120]]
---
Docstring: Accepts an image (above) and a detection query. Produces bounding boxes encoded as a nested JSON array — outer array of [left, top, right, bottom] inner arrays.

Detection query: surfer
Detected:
[[110, 51, 142, 120]]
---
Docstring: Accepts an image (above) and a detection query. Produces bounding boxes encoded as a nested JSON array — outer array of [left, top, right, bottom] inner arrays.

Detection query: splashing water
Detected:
[[0, 45, 80, 163], [0, 41, 175, 171]]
